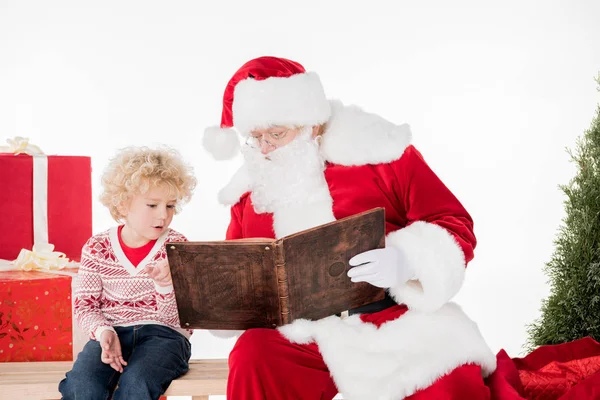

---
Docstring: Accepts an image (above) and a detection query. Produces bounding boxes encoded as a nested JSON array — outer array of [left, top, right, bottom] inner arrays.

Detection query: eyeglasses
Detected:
[[245, 129, 291, 149]]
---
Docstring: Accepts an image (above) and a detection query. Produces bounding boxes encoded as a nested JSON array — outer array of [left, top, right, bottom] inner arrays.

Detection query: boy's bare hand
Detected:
[[145, 259, 172, 287], [100, 330, 127, 372]]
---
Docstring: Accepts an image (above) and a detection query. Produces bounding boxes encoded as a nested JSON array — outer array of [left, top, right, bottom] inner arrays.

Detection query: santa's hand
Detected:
[[347, 247, 414, 288], [145, 259, 172, 287]]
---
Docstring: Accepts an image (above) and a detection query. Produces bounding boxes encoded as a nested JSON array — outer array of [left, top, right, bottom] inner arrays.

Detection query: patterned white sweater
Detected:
[[74, 227, 192, 340]]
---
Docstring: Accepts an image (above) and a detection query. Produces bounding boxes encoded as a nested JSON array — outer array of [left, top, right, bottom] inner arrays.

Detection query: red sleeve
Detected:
[[395, 145, 476, 263], [74, 237, 113, 340], [225, 198, 245, 240], [386, 145, 476, 312]]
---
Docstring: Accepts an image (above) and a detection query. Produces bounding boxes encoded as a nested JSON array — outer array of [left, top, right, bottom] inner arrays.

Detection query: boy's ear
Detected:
[[117, 201, 129, 219]]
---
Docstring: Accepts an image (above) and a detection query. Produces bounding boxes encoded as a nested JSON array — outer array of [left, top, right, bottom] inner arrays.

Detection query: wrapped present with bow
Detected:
[[0, 269, 78, 361], [0, 137, 91, 361], [0, 137, 92, 261]]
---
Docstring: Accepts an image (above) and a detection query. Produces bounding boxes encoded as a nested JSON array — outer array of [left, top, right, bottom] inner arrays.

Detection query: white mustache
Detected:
[[241, 127, 327, 214]]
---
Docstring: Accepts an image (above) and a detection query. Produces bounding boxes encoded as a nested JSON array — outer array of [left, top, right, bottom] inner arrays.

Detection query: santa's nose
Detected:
[[260, 141, 274, 154]]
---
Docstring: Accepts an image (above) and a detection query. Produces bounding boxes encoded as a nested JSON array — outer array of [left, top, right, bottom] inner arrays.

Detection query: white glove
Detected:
[[347, 247, 414, 288]]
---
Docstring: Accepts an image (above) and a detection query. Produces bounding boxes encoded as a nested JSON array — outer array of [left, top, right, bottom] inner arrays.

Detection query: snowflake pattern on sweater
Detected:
[[74, 227, 192, 340]]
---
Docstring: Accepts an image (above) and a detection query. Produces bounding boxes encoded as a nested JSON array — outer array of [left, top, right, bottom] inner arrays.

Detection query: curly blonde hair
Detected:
[[100, 146, 197, 222]]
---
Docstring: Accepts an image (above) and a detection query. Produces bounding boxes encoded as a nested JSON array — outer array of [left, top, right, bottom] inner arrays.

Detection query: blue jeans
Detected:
[[59, 324, 191, 400]]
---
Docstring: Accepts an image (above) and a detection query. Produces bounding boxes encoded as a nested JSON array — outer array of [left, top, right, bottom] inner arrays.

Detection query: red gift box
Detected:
[[0, 271, 75, 362], [0, 154, 92, 261]]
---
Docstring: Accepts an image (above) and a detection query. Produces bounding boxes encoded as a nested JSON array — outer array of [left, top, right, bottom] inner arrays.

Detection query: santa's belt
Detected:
[[348, 293, 397, 316]]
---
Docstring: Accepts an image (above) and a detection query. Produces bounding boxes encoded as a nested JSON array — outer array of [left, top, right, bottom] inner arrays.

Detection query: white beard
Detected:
[[242, 128, 326, 213], [241, 128, 336, 238]]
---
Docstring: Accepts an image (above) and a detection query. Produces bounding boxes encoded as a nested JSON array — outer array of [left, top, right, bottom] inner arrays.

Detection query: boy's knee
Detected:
[[59, 374, 109, 400], [114, 370, 164, 399]]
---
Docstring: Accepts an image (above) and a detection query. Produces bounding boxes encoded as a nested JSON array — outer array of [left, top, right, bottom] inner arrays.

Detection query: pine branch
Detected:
[[525, 74, 600, 351]]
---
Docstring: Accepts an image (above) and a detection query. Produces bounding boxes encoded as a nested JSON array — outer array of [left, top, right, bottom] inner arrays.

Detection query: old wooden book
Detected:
[[167, 207, 386, 330]]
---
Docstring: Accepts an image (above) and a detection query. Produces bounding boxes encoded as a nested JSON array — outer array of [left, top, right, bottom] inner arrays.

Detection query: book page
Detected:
[[228, 238, 274, 243]]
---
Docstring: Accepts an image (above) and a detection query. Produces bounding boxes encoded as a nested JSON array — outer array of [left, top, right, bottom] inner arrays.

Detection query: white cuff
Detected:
[[94, 325, 116, 341], [386, 221, 466, 312], [154, 283, 174, 295]]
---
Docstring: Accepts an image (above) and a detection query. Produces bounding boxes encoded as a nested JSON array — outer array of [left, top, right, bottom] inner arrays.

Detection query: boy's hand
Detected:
[[145, 259, 172, 287], [100, 330, 127, 372]]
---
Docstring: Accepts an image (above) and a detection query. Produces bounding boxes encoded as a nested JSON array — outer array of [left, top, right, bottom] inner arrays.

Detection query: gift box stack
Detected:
[[0, 138, 92, 362]]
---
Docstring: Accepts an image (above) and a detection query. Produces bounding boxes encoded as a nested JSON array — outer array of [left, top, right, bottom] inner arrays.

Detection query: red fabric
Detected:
[[229, 312, 600, 400], [228, 306, 491, 400], [487, 350, 528, 399], [221, 115, 600, 398], [228, 329, 339, 400], [360, 303, 409, 325], [220, 56, 306, 128], [361, 305, 492, 399], [409, 364, 491, 400], [0, 271, 73, 362], [117, 225, 156, 267], [0, 154, 92, 261], [226, 145, 477, 266], [488, 337, 600, 400], [225, 144, 479, 398]]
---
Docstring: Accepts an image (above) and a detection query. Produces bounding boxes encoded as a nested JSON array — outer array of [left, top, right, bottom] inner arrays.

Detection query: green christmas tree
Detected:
[[527, 76, 600, 349]]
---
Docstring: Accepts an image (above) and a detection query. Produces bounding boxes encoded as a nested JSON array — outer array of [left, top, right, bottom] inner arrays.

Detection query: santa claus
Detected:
[[202, 56, 497, 400]]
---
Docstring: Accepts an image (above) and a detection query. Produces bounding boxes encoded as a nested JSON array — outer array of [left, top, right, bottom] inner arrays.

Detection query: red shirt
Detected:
[[117, 225, 157, 267]]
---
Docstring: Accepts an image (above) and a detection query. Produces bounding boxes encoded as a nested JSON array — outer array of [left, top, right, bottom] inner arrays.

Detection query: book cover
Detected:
[[167, 208, 386, 330]]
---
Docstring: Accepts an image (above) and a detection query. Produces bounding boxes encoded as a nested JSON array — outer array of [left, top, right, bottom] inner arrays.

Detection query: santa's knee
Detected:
[[229, 328, 280, 370]]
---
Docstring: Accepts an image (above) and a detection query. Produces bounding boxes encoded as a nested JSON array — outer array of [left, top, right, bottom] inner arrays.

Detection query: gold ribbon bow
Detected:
[[0, 136, 44, 155], [12, 243, 78, 271]]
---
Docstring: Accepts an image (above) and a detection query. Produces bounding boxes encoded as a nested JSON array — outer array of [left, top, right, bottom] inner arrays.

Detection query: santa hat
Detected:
[[202, 56, 331, 160]]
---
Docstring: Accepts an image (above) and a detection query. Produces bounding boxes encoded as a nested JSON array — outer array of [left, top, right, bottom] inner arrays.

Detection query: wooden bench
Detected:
[[0, 359, 228, 400]]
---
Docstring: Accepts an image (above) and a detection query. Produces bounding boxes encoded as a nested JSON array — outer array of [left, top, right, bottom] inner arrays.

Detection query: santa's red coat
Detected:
[[219, 100, 600, 399]]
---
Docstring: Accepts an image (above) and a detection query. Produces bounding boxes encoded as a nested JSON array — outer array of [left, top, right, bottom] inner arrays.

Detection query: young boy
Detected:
[[59, 146, 197, 400]]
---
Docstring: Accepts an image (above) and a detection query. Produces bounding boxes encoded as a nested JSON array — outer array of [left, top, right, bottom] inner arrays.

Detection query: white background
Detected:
[[1, 0, 599, 383]]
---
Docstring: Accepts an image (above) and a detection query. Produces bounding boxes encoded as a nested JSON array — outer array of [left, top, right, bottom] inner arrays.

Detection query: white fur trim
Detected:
[[202, 126, 240, 160], [279, 302, 496, 400], [218, 163, 251, 205], [233, 72, 331, 134], [320, 100, 412, 166], [217, 102, 414, 205], [271, 185, 335, 238], [387, 221, 466, 313], [279, 318, 317, 345]]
